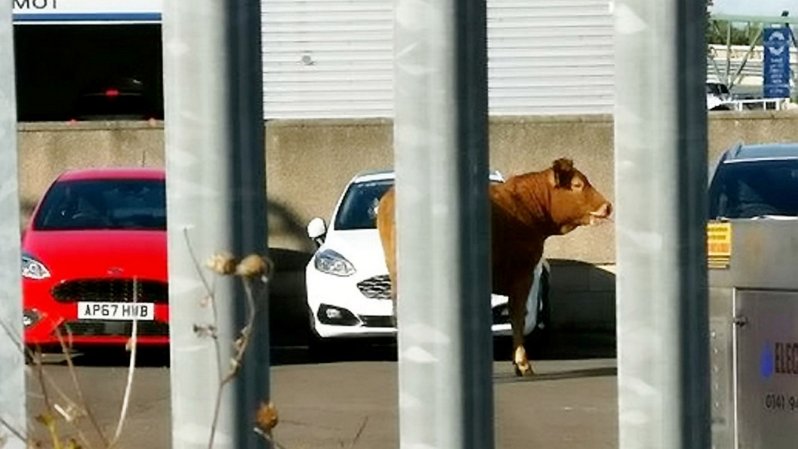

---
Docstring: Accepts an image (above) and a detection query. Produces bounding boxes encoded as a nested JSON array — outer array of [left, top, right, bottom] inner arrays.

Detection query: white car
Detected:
[[304, 169, 550, 345], [706, 81, 732, 111]]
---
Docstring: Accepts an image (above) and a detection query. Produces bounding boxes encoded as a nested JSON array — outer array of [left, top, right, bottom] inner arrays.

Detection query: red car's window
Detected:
[[33, 179, 166, 231]]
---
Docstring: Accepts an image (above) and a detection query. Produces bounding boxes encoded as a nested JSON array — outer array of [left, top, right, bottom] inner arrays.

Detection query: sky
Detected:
[[711, 0, 795, 17]]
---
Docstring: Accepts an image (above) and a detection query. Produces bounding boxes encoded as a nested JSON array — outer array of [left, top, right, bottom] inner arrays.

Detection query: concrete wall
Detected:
[[16, 111, 798, 335]]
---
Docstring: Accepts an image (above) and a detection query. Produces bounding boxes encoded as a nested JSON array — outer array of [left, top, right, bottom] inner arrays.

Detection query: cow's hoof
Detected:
[[513, 362, 534, 377]]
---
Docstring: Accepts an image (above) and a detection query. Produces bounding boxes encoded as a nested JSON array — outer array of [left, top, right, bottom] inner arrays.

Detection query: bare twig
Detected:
[[4, 318, 93, 448], [348, 416, 369, 449], [0, 319, 24, 353], [182, 229, 217, 305], [32, 346, 54, 416], [208, 277, 261, 449], [39, 370, 84, 424], [35, 413, 62, 449], [31, 364, 93, 449], [0, 319, 39, 366], [110, 279, 140, 448], [220, 278, 258, 385], [54, 329, 109, 447], [208, 275, 223, 383], [182, 230, 225, 382], [182, 240, 272, 449], [0, 414, 27, 444], [0, 320, 32, 445], [181, 231, 229, 449], [252, 428, 290, 449]]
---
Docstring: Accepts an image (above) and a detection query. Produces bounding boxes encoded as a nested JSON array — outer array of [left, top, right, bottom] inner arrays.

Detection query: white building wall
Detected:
[[261, 0, 615, 119]]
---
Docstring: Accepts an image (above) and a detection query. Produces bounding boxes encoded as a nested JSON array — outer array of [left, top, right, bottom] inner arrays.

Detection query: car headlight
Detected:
[[22, 255, 51, 280], [313, 249, 356, 277]]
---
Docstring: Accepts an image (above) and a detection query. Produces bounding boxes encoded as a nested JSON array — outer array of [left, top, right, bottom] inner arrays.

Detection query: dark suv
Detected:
[[709, 142, 798, 219]]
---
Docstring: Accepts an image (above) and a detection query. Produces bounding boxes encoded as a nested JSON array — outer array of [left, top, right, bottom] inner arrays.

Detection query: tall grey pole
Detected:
[[393, 0, 493, 447], [614, 1, 710, 448], [0, 5, 27, 449], [162, 1, 270, 448]]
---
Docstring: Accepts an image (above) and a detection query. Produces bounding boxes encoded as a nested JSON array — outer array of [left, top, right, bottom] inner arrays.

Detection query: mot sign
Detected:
[[12, 0, 161, 23], [763, 27, 791, 99]]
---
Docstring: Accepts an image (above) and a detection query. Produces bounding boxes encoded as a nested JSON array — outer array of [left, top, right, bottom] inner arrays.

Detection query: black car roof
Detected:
[[722, 142, 798, 163]]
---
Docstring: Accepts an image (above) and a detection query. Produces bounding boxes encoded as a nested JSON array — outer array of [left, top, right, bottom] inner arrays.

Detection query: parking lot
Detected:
[[22, 339, 618, 449]]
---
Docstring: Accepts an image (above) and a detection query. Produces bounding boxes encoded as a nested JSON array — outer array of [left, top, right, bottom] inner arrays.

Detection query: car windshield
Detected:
[[334, 179, 394, 230], [33, 178, 167, 230], [709, 159, 798, 219]]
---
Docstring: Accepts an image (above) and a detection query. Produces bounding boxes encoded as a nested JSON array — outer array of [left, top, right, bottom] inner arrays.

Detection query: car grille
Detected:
[[359, 315, 395, 328], [58, 320, 169, 337], [52, 279, 168, 304], [360, 310, 508, 328], [357, 275, 393, 300]]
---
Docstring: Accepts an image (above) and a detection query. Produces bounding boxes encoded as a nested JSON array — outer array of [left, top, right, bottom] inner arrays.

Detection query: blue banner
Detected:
[[763, 27, 792, 99]]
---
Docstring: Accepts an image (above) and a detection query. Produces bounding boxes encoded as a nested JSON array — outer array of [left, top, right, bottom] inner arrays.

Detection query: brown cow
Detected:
[[376, 158, 612, 376]]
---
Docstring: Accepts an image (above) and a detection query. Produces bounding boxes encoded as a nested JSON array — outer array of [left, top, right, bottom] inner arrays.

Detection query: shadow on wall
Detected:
[[20, 199, 36, 226], [267, 199, 318, 254]]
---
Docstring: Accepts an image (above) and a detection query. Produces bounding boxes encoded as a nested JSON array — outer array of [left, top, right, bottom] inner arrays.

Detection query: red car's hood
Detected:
[[22, 230, 167, 281]]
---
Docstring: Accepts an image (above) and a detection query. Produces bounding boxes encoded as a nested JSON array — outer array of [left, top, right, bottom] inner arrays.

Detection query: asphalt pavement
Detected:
[[18, 336, 619, 449]]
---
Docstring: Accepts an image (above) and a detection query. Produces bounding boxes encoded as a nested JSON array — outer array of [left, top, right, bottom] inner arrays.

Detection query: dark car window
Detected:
[[334, 180, 394, 230], [709, 159, 798, 219], [34, 179, 166, 230]]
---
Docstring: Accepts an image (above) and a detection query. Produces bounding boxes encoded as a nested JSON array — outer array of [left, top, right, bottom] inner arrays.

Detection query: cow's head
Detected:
[[547, 158, 612, 234]]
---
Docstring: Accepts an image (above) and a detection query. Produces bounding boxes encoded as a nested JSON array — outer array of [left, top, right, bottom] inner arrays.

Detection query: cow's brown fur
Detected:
[[376, 158, 612, 376]]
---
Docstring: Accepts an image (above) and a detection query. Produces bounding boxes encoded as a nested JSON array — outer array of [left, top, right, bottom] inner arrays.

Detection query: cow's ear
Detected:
[[552, 158, 574, 188]]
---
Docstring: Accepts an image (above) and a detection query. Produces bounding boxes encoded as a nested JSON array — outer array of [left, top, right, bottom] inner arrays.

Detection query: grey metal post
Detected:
[[393, 0, 493, 447], [0, 5, 27, 449], [162, 1, 269, 448], [614, 1, 710, 449]]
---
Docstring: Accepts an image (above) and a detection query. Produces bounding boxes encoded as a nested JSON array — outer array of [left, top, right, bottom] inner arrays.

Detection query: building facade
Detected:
[[12, 0, 618, 120]]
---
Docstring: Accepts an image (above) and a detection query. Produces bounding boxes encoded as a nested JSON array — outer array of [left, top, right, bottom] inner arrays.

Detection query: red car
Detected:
[[22, 167, 169, 351]]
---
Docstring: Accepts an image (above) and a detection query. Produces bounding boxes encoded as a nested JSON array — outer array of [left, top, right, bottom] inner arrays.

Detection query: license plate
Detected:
[[77, 302, 155, 321]]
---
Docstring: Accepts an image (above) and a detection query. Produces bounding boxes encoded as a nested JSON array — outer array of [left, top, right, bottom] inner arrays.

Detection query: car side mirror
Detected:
[[307, 217, 327, 248]]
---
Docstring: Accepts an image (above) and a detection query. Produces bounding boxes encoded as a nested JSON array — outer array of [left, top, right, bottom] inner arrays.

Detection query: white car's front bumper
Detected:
[[306, 266, 517, 339]]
